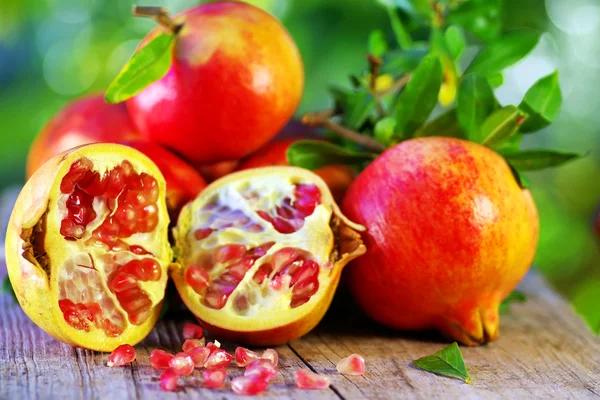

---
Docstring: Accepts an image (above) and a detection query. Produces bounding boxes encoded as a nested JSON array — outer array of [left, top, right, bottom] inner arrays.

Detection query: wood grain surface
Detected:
[[1, 269, 599, 400]]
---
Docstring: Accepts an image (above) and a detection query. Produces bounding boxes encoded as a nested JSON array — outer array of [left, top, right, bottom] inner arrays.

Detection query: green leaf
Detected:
[[493, 133, 523, 153], [488, 73, 504, 88], [342, 90, 376, 131], [499, 291, 527, 313], [385, 5, 415, 49], [476, 105, 525, 147], [464, 30, 541, 77], [374, 117, 397, 145], [413, 342, 471, 383], [503, 150, 581, 171], [445, 26, 465, 60], [507, 163, 530, 189], [1, 276, 17, 302], [457, 74, 497, 140], [414, 109, 463, 139], [287, 140, 377, 170], [519, 71, 562, 133], [447, 0, 502, 42], [382, 49, 427, 75], [105, 33, 174, 104], [368, 29, 389, 58], [392, 54, 443, 139]]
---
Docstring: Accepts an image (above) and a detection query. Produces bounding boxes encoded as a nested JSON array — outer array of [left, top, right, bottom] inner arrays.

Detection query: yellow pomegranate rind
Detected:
[[5, 143, 172, 351], [172, 166, 366, 345]]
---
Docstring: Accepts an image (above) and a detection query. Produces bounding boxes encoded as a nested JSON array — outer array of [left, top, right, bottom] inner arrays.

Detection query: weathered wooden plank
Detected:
[[1, 268, 599, 399]]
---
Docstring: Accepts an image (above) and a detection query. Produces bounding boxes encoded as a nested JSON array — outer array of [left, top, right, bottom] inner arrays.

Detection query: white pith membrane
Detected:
[[173, 167, 365, 330], [43, 152, 169, 337]]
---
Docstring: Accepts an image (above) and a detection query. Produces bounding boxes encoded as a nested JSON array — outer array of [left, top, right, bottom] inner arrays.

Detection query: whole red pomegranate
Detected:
[[127, 1, 304, 164], [27, 94, 141, 178], [237, 139, 354, 202], [342, 137, 539, 345]]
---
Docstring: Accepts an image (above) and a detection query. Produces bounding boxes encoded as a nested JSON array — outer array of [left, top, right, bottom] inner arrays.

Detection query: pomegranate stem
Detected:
[[132, 5, 182, 34], [301, 113, 386, 153]]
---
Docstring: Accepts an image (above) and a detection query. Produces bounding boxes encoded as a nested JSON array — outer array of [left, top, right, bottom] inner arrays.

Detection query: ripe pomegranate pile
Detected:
[[5, 0, 554, 394]]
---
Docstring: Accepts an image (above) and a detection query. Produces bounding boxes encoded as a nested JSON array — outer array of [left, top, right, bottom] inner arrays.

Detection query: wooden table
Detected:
[[1, 269, 599, 399]]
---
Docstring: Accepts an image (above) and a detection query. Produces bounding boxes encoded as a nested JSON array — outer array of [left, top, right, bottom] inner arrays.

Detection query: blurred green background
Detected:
[[0, 0, 598, 331]]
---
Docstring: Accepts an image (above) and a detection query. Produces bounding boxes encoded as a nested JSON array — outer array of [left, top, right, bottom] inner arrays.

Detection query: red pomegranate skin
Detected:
[[27, 94, 141, 178], [341, 137, 539, 345], [127, 1, 304, 164]]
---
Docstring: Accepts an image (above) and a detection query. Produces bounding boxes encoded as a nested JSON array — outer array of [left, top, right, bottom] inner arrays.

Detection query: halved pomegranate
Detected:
[[5, 144, 171, 351], [171, 167, 366, 345]]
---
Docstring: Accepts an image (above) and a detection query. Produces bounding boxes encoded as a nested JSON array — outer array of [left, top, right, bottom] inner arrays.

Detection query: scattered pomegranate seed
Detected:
[[149, 349, 174, 370], [107, 344, 136, 367], [205, 348, 233, 369], [294, 368, 330, 390], [336, 354, 366, 376], [245, 359, 277, 382], [231, 376, 269, 395], [169, 352, 194, 376], [182, 338, 206, 353], [206, 341, 221, 355], [261, 348, 279, 366], [160, 368, 179, 391], [235, 347, 260, 367], [188, 346, 211, 368], [203, 368, 227, 389], [182, 322, 204, 339]]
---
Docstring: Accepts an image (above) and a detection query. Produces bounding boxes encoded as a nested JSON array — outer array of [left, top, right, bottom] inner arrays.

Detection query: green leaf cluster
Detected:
[[288, 1, 581, 187]]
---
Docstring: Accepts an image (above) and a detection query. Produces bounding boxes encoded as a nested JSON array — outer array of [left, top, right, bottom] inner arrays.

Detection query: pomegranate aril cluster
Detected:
[[59, 158, 160, 246], [256, 183, 321, 234], [57, 157, 162, 335], [184, 242, 275, 311]]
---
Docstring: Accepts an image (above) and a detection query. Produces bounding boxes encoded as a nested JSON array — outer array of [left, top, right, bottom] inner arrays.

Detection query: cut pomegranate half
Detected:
[[171, 167, 366, 346], [5, 144, 172, 351]]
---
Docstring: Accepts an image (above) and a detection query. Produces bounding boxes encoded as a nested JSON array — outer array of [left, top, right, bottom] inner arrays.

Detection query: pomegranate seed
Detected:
[[185, 265, 210, 293], [245, 359, 277, 382], [233, 293, 250, 313], [290, 260, 320, 286], [160, 368, 179, 391], [203, 368, 227, 389], [213, 244, 246, 263], [182, 338, 206, 353], [107, 344, 136, 367], [231, 376, 269, 395], [194, 228, 214, 240], [336, 354, 366, 376], [204, 348, 232, 369], [149, 349, 174, 370], [261, 349, 279, 366], [204, 286, 229, 309], [188, 346, 211, 368], [169, 352, 194, 376], [235, 347, 260, 367], [182, 322, 204, 339], [295, 368, 330, 389], [206, 341, 221, 354]]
